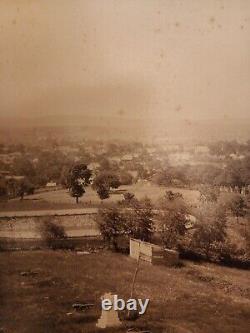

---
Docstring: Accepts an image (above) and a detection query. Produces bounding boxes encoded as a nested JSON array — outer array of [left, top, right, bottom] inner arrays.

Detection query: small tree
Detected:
[[96, 208, 126, 251], [67, 164, 92, 204], [92, 171, 120, 200], [96, 184, 110, 200], [228, 194, 247, 222], [0, 180, 7, 200], [6, 178, 20, 198], [18, 179, 35, 200]]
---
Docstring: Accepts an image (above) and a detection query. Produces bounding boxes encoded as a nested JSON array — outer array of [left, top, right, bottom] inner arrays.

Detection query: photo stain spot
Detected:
[[185, 119, 192, 126], [175, 105, 182, 113], [118, 109, 125, 116], [154, 28, 161, 34]]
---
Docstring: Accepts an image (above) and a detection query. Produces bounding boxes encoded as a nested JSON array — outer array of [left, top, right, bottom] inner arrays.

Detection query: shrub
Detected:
[[118, 192, 137, 207], [241, 225, 250, 260], [157, 190, 188, 214], [40, 219, 67, 249], [119, 172, 133, 185], [214, 240, 241, 263]]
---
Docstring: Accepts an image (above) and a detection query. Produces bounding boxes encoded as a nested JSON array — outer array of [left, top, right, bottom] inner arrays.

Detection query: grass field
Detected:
[[0, 183, 200, 212], [0, 250, 249, 333]]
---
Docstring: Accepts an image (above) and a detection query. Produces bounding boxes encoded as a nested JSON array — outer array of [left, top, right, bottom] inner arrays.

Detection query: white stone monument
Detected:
[[96, 292, 122, 329]]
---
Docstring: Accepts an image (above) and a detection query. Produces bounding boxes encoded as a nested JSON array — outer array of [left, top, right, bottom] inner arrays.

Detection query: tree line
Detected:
[[96, 190, 249, 266]]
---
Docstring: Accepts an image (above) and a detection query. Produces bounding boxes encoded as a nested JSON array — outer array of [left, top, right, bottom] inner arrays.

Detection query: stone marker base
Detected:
[[96, 292, 122, 329], [96, 310, 122, 329]]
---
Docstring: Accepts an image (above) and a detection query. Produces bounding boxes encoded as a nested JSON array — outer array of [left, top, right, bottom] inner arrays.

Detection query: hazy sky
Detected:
[[0, 0, 249, 125]]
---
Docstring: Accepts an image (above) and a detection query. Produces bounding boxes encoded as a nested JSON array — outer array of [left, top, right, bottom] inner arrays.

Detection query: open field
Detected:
[[0, 250, 249, 333], [0, 209, 99, 240], [0, 183, 200, 212]]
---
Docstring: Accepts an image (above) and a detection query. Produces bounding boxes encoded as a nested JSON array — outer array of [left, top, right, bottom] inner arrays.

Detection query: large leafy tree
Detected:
[[160, 210, 187, 249], [97, 197, 154, 251], [67, 164, 92, 204], [191, 203, 227, 259], [158, 191, 189, 249], [127, 197, 154, 242]]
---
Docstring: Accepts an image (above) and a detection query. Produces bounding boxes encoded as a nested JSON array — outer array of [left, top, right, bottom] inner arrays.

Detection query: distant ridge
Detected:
[[0, 114, 249, 142]]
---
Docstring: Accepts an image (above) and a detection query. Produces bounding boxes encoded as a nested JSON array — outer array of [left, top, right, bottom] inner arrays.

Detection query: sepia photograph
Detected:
[[0, 1, 249, 332]]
